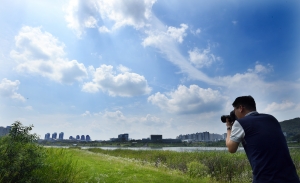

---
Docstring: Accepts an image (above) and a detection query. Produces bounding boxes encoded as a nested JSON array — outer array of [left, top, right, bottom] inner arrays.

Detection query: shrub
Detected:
[[0, 121, 44, 183], [187, 161, 209, 178]]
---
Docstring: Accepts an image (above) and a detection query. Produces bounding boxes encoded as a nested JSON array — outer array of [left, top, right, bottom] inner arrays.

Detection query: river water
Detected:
[[80, 146, 245, 152]]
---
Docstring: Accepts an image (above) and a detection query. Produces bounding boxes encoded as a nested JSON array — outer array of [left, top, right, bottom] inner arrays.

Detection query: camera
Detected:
[[221, 110, 236, 123]]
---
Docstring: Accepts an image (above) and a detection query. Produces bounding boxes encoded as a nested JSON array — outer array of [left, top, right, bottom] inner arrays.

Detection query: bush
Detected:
[[34, 148, 83, 183], [187, 161, 209, 178], [0, 121, 44, 183]]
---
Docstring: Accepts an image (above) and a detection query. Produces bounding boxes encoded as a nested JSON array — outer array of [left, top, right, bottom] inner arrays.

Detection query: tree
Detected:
[[0, 121, 44, 183]]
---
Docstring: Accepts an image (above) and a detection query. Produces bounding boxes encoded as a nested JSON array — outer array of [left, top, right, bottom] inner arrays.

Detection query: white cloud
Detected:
[[191, 28, 201, 35], [81, 110, 91, 116], [98, 26, 110, 33], [65, 0, 221, 85], [10, 26, 87, 84], [148, 85, 226, 114], [84, 16, 98, 28], [142, 20, 221, 85], [188, 46, 221, 68], [246, 62, 273, 75], [117, 65, 131, 73], [142, 24, 188, 47], [82, 64, 152, 97], [254, 63, 273, 74], [65, 0, 156, 37], [64, 0, 97, 37], [140, 114, 164, 126], [216, 63, 277, 94], [98, 0, 156, 30], [103, 110, 126, 120], [264, 101, 295, 113], [167, 24, 188, 43], [0, 78, 25, 101]]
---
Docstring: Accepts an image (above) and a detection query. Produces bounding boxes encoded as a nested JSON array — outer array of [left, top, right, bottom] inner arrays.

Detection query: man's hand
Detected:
[[225, 118, 239, 153], [226, 118, 233, 128]]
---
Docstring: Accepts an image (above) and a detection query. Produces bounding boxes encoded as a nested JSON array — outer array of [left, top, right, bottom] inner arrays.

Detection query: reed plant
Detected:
[[33, 148, 84, 183]]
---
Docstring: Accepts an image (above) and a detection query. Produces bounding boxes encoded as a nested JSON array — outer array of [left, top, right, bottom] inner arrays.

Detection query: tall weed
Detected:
[[34, 148, 84, 183]]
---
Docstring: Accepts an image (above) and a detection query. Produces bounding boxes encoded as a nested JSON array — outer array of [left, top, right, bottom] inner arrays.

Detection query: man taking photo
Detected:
[[225, 95, 299, 183]]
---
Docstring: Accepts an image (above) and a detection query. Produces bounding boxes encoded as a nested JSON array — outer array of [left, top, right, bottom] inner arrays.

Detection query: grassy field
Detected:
[[87, 148, 252, 182], [66, 148, 209, 183], [40, 147, 300, 183]]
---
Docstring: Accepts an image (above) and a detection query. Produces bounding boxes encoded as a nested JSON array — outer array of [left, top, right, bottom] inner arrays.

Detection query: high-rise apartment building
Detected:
[[44, 133, 50, 140], [59, 132, 64, 140], [52, 132, 57, 139], [0, 126, 11, 137], [86, 135, 91, 141]]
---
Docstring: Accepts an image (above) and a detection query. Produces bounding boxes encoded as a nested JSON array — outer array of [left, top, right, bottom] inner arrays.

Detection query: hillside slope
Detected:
[[280, 117, 300, 137]]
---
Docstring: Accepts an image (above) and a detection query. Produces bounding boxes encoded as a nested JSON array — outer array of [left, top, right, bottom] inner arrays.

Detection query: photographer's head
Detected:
[[232, 96, 256, 119]]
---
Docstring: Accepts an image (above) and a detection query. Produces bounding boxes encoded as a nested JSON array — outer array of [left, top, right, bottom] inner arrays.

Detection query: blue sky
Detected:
[[0, 0, 299, 140]]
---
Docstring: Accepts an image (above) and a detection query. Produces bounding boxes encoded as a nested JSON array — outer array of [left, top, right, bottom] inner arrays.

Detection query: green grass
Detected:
[[31, 147, 300, 183], [87, 148, 253, 182], [68, 149, 210, 183], [33, 148, 84, 183]]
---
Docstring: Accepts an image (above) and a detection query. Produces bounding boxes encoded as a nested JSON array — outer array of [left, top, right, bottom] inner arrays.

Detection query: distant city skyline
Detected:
[[42, 129, 225, 142]]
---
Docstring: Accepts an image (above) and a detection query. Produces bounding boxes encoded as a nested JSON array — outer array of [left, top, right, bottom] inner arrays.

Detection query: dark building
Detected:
[[162, 139, 182, 143], [150, 135, 162, 141], [118, 133, 129, 142], [81, 135, 85, 141], [76, 135, 80, 140]]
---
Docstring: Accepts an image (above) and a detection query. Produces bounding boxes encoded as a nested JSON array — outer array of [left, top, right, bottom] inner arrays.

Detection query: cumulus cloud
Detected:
[[81, 110, 91, 116], [264, 101, 296, 113], [10, 26, 87, 84], [98, 26, 110, 33], [0, 78, 25, 101], [188, 47, 221, 68], [148, 85, 226, 114], [142, 23, 188, 47], [65, 0, 156, 37], [140, 114, 164, 126], [191, 28, 201, 35], [102, 110, 126, 120], [215, 63, 277, 94], [82, 64, 152, 97]]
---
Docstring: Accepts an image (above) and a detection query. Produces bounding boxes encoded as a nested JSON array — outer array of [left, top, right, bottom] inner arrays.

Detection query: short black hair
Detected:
[[232, 95, 256, 111]]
